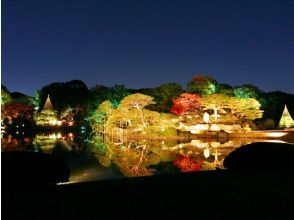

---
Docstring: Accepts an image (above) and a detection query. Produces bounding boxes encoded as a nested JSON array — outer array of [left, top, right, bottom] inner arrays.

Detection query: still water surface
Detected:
[[2, 132, 291, 183]]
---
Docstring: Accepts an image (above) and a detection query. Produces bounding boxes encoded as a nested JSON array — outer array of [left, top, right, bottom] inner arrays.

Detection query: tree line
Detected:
[[1, 75, 294, 130]]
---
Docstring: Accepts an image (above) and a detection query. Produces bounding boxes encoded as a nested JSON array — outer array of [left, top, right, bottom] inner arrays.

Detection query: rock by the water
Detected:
[[223, 142, 294, 171]]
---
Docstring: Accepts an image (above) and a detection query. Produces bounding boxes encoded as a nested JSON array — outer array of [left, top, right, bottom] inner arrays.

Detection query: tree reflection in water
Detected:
[[2, 133, 287, 180], [90, 136, 252, 177]]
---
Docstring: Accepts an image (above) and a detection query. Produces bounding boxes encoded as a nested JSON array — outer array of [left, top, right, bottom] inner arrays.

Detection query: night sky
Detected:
[[3, 0, 294, 96]]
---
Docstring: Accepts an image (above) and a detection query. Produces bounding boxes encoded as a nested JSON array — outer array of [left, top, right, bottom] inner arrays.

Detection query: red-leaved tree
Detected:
[[171, 93, 201, 116], [2, 103, 34, 122]]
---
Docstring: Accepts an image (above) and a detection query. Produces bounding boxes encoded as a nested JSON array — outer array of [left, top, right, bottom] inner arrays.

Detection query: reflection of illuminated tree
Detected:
[[115, 143, 155, 177], [91, 136, 113, 168], [212, 149, 222, 167], [1, 135, 34, 151], [173, 155, 202, 172], [91, 138, 163, 177], [33, 134, 57, 153], [90, 137, 249, 177], [33, 133, 74, 153]]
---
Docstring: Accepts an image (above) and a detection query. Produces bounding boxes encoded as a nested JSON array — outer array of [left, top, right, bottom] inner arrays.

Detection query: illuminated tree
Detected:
[[105, 108, 133, 134], [33, 90, 41, 111], [60, 107, 75, 125], [233, 84, 266, 109], [173, 155, 202, 172], [230, 98, 263, 122], [262, 91, 294, 124], [200, 94, 232, 122], [187, 75, 218, 95], [233, 84, 261, 99], [2, 103, 34, 122], [1, 86, 12, 107], [171, 93, 200, 116], [87, 85, 129, 120], [89, 100, 114, 134], [278, 105, 294, 128], [98, 100, 113, 114], [119, 93, 155, 128], [2, 103, 34, 131], [147, 112, 178, 136]]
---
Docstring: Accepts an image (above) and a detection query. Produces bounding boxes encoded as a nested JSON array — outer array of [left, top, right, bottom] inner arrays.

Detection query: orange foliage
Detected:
[[2, 103, 34, 121], [173, 155, 202, 172], [171, 93, 200, 116]]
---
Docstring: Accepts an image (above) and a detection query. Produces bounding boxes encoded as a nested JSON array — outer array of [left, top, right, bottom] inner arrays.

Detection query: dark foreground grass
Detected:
[[3, 170, 294, 220]]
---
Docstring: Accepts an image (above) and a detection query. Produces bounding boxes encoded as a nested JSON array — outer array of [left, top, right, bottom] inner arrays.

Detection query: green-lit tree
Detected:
[[33, 90, 41, 111], [233, 84, 261, 99], [187, 75, 218, 95], [1, 86, 12, 107], [233, 84, 266, 109], [89, 100, 114, 134]]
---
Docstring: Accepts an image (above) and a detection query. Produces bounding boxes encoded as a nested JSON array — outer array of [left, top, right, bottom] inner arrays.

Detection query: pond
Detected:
[[1, 132, 293, 183]]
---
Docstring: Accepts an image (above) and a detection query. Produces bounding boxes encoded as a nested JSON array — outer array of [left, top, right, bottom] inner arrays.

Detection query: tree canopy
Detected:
[[187, 75, 218, 95], [200, 94, 231, 122], [1, 86, 12, 106], [171, 93, 201, 116]]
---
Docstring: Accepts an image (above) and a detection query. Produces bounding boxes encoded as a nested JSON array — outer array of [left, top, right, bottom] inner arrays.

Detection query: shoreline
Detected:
[[4, 169, 294, 219], [101, 130, 294, 142]]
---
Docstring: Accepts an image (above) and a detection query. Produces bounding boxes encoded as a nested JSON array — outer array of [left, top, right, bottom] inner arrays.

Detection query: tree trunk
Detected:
[[213, 108, 218, 122], [139, 108, 147, 128]]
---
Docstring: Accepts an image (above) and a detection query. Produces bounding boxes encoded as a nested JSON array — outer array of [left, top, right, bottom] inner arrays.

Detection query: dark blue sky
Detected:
[[3, 0, 294, 95]]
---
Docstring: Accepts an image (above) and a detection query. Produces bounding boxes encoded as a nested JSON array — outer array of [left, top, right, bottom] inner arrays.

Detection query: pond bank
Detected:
[[4, 170, 294, 219]]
